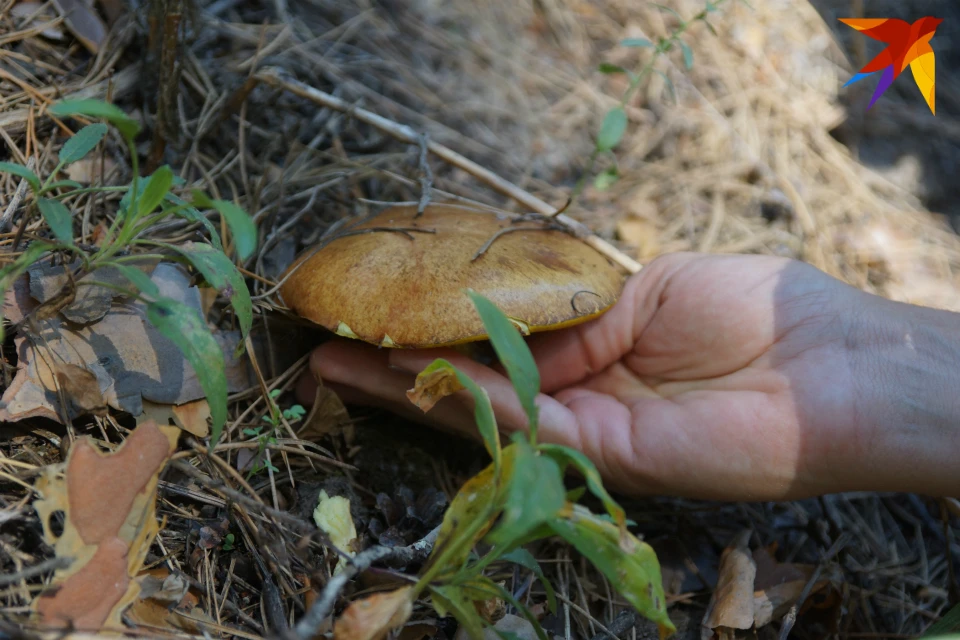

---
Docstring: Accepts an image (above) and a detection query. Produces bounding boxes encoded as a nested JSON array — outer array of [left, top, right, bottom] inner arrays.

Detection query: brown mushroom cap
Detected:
[[279, 204, 626, 348]]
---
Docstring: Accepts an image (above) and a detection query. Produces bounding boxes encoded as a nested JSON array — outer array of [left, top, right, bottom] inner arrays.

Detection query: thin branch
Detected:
[[253, 68, 642, 274], [292, 525, 441, 640]]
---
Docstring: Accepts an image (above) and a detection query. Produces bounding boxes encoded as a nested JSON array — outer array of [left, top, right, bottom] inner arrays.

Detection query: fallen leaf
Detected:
[[334, 586, 414, 640], [32, 421, 180, 631], [28, 261, 130, 325], [0, 263, 254, 423], [751, 546, 825, 628], [171, 399, 211, 438], [65, 156, 118, 184], [406, 365, 465, 413], [50, 0, 106, 53], [314, 489, 358, 575], [10, 2, 66, 40], [298, 382, 350, 440], [701, 530, 756, 640], [616, 216, 659, 259], [54, 362, 108, 417]]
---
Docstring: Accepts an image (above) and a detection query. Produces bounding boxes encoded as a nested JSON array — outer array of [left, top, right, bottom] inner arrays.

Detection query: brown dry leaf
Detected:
[[334, 586, 414, 640], [298, 382, 350, 440], [171, 399, 211, 438], [701, 530, 756, 640], [32, 421, 180, 631], [751, 546, 824, 628], [616, 215, 660, 259], [50, 0, 106, 53], [0, 263, 254, 423], [54, 362, 108, 417], [406, 366, 464, 413], [65, 156, 118, 184]]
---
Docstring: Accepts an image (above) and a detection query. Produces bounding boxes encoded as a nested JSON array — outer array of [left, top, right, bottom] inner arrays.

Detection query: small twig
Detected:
[[778, 532, 850, 640], [416, 132, 433, 217], [0, 556, 71, 586], [292, 525, 441, 640], [588, 609, 640, 640], [0, 157, 35, 233], [253, 68, 642, 274], [471, 223, 566, 262]]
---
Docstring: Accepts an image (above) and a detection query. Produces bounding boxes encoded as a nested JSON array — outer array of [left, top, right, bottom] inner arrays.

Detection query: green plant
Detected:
[[0, 99, 258, 446], [575, 0, 733, 197], [404, 291, 675, 639], [222, 533, 236, 551], [242, 389, 305, 477]]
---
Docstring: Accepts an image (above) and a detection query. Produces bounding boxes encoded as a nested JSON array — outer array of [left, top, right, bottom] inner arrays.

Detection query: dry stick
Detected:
[[254, 67, 642, 274], [778, 532, 850, 640], [292, 525, 441, 640], [0, 157, 35, 233]]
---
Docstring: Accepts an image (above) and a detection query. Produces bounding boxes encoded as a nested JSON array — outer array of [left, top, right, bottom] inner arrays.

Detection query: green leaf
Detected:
[[44, 180, 84, 191], [426, 446, 517, 575], [138, 165, 175, 217], [199, 195, 257, 261], [58, 123, 107, 166], [487, 440, 564, 546], [596, 107, 627, 152], [467, 290, 540, 437], [112, 264, 158, 297], [539, 444, 626, 530], [164, 241, 253, 342], [621, 37, 653, 48], [598, 62, 627, 74], [921, 603, 960, 637], [499, 548, 557, 614], [705, 0, 718, 11], [655, 70, 677, 103], [429, 586, 486, 640], [703, 19, 718, 35], [679, 40, 694, 70], [549, 506, 674, 637], [652, 3, 685, 23], [49, 99, 140, 141], [0, 162, 40, 192], [36, 198, 74, 245], [593, 166, 619, 191], [145, 297, 227, 445], [163, 194, 223, 251]]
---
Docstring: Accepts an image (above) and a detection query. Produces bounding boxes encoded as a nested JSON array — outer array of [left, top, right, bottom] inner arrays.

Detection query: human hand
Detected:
[[297, 252, 960, 501]]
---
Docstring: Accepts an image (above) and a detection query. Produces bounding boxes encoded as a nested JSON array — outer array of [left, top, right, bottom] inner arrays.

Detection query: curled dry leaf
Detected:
[[334, 586, 415, 640], [701, 530, 756, 640], [314, 489, 358, 575], [32, 421, 180, 631], [0, 263, 254, 423], [297, 381, 350, 440], [406, 364, 465, 413], [751, 545, 828, 628]]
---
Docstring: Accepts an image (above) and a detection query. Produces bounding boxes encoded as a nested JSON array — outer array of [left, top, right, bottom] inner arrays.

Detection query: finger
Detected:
[[305, 341, 486, 439]]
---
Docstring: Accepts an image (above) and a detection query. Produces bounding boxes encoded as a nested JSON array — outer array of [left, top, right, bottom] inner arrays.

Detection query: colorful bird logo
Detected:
[[839, 17, 942, 114]]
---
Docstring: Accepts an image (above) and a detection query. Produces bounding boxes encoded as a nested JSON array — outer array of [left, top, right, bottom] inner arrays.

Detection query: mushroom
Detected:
[[278, 204, 626, 349]]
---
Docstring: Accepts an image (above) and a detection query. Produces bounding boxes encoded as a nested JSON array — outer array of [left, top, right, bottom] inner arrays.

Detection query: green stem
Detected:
[[571, 0, 729, 203]]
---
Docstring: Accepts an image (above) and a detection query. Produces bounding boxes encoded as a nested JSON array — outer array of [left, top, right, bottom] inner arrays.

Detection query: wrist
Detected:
[[850, 293, 960, 495]]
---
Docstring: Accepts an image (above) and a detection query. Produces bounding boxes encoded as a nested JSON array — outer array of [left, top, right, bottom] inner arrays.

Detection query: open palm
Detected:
[[299, 252, 879, 500]]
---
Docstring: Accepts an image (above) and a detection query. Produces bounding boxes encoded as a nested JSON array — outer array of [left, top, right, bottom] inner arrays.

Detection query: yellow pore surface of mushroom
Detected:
[[279, 204, 626, 348]]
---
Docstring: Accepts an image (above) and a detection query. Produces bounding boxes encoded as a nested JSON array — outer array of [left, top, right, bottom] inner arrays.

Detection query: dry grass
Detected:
[[0, 0, 958, 638]]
